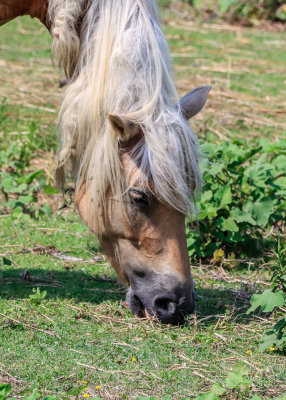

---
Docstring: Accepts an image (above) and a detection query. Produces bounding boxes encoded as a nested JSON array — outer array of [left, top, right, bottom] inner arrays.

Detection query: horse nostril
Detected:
[[153, 296, 177, 315], [133, 269, 146, 278]]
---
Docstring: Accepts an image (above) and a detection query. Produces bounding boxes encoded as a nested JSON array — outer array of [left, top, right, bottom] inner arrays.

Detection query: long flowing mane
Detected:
[[48, 0, 201, 223]]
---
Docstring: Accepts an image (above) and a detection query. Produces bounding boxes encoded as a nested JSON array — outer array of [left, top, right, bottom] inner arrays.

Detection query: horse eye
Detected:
[[129, 189, 150, 207]]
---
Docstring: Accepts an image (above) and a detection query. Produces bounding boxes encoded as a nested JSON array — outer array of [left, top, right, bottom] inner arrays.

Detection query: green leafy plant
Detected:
[[193, 363, 286, 400], [28, 287, 47, 305], [194, 362, 249, 399], [186, 137, 286, 260], [271, 237, 286, 292], [247, 238, 286, 352], [247, 289, 285, 351], [0, 384, 11, 400], [0, 141, 55, 218], [185, 0, 286, 23]]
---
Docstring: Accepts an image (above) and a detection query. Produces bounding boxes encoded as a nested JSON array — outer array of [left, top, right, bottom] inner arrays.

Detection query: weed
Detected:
[[181, 0, 286, 23], [247, 240, 286, 352], [28, 288, 47, 305], [0, 384, 11, 400], [0, 141, 54, 218], [186, 137, 286, 260], [271, 237, 286, 292]]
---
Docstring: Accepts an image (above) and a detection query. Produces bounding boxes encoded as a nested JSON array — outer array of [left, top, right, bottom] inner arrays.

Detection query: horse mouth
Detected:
[[126, 289, 195, 324], [126, 291, 153, 318]]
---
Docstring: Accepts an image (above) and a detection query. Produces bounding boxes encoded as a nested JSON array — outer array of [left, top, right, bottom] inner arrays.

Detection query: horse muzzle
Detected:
[[126, 270, 195, 325]]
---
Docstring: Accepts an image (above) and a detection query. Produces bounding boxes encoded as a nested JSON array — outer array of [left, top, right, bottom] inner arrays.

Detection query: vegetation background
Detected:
[[0, 1, 285, 399]]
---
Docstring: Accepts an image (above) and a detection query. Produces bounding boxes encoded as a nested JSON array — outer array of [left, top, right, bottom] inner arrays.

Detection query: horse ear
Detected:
[[108, 113, 141, 142], [179, 85, 212, 120]]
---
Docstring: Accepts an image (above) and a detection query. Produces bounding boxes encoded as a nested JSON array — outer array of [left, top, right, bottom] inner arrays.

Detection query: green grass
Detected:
[[0, 214, 285, 399], [0, 14, 286, 400]]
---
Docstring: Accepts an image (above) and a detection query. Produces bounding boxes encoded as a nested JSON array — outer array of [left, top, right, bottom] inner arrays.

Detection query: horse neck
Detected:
[[0, 0, 49, 28]]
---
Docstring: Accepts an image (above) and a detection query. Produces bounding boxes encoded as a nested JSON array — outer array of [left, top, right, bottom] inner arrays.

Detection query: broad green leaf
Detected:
[[276, 11, 286, 20], [200, 143, 219, 156], [43, 185, 59, 195], [13, 183, 28, 194], [219, 0, 237, 13], [0, 383, 11, 400], [250, 396, 262, 400], [274, 176, 286, 188], [247, 289, 285, 314], [219, 186, 232, 208], [3, 257, 12, 265], [208, 163, 223, 176], [12, 206, 23, 218], [6, 200, 17, 208], [192, 0, 202, 10], [194, 392, 218, 400], [200, 190, 213, 203], [231, 362, 249, 376], [230, 208, 256, 225], [17, 195, 33, 205], [23, 170, 44, 184], [210, 382, 226, 396], [1, 176, 17, 192], [251, 199, 273, 227], [274, 155, 286, 170], [259, 330, 279, 351], [39, 204, 52, 218], [273, 317, 286, 331], [221, 217, 239, 232], [225, 371, 250, 389], [225, 362, 250, 389]]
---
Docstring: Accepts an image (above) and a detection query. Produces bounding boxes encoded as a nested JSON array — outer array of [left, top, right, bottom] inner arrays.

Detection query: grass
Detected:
[[0, 13, 286, 400]]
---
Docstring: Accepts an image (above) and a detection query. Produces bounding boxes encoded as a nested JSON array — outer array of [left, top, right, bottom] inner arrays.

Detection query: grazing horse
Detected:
[[0, 0, 211, 324]]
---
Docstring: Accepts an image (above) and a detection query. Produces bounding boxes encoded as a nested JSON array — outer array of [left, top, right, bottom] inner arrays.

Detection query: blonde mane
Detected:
[[48, 0, 201, 224]]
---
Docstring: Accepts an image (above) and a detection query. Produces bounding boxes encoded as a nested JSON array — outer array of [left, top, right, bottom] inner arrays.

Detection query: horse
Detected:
[[0, 0, 210, 324]]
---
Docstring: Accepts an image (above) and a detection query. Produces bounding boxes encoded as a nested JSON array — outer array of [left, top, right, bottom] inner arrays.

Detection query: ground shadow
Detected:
[[0, 267, 125, 305], [194, 285, 254, 326], [0, 267, 253, 326]]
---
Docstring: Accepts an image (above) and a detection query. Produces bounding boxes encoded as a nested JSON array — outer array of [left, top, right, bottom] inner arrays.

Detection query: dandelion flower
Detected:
[[96, 386, 102, 389], [269, 347, 275, 351], [246, 350, 251, 354], [83, 394, 90, 398], [131, 357, 136, 362], [83, 387, 88, 391]]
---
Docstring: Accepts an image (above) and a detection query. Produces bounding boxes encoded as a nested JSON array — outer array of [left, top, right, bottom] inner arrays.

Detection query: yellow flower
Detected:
[[269, 347, 275, 351], [83, 388, 88, 391], [131, 357, 136, 362], [96, 386, 102, 389], [283, 4, 286, 13], [246, 350, 251, 354], [83, 394, 90, 398], [83, 380, 88, 384]]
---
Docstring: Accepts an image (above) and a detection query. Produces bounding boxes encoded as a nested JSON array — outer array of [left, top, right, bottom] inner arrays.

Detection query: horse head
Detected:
[[0, 0, 211, 324], [76, 86, 211, 324]]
